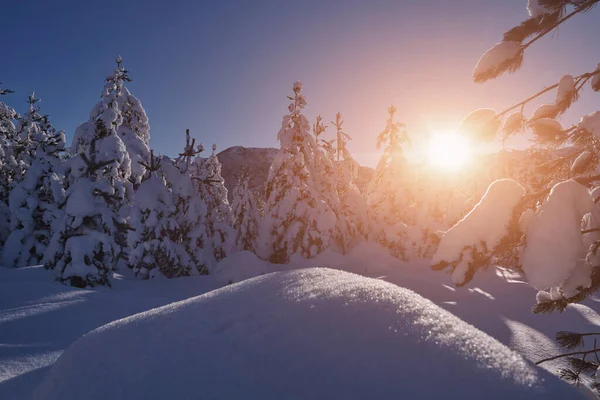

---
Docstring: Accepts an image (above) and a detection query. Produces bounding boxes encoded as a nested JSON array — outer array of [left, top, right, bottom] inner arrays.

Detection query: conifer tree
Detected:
[[193, 144, 234, 270], [259, 81, 337, 263], [128, 151, 193, 278], [0, 85, 17, 250], [232, 170, 260, 252], [366, 105, 412, 258], [331, 113, 368, 250], [45, 76, 132, 286], [159, 130, 207, 274], [3, 94, 66, 267]]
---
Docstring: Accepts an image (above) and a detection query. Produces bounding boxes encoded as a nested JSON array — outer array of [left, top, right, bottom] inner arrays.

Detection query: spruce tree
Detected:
[[45, 78, 132, 286], [128, 151, 193, 278], [193, 144, 234, 270], [0, 85, 17, 251], [3, 94, 66, 267], [232, 170, 260, 252], [259, 81, 337, 263], [331, 113, 368, 250], [366, 105, 412, 259], [159, 130, 207, 274]]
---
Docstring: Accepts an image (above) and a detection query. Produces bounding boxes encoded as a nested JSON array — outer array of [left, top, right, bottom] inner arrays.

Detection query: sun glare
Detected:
[[427, 131, 472, 171]]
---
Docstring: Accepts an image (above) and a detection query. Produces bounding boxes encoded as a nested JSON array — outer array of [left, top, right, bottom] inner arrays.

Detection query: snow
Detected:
[[473, 41, 523, 83], [522, 180, 596, 291], [457, 108, 499, 140], [432, 179, 525, 285], [555, 75, 575, 106], [212, 250, 281, 284], [529, 118, 563, 142], [577, 111, 600, 140], [571, 150, 592, 173], [502, 111, 525, 134], [531, 103, 559, 121], [32, 268, 580, 400], [527, 0, 551, 18]]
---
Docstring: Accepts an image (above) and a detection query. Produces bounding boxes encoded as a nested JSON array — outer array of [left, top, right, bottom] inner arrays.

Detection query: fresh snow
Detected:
[[473, 41, 522, 83], [522, 180, 597, 292], [433, 179, 525, 285], [32, 268, 581, 400], [1, 248, 598, 399], [578, 111, 600, 140]]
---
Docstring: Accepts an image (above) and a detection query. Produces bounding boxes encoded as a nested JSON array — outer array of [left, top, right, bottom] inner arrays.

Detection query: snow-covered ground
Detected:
[[1, 244, 599, 398]]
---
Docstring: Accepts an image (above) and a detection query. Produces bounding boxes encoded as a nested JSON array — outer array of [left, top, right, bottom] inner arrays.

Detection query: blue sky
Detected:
[[3, 0, 599, 166]]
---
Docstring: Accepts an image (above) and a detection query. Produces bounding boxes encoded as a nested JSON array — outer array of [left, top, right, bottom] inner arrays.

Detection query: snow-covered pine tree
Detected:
[[0, 85, 17, 251], [45, 84, 132, 287], [331, 112, 368, 250], [366, 105, 412, 259], [193, 144, 234, 271], [158, 130, 207, 274], [231, 169, 260, 252], [72, 56, 149, 186], [128, 151, 193, 278], [432, 3, 600, 393], [3, 94, 66, 267], [113, 57, 151, 187], [311, 115, 349, 253], [258, 81, 337, 263]]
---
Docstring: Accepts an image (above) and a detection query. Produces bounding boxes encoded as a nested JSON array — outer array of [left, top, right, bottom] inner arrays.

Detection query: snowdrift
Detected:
[[33, 268, 581, 400]]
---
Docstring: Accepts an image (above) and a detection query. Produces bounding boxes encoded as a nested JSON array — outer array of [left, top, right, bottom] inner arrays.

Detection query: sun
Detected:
[[427, 131, 472, 170]]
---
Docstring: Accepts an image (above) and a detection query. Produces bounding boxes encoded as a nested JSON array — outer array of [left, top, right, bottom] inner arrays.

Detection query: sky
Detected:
[[3, 0, 600, 167]]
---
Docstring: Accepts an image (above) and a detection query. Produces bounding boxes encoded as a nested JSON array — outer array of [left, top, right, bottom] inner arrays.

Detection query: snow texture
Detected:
[[577, 111, 600, 141], [433, 179, 525, 285], [522, 180, 596, 292], [32, 268, 580, 400], [527, 0, 551, 18], [473, 41, 523, 83], [457, 108, 499, 140]]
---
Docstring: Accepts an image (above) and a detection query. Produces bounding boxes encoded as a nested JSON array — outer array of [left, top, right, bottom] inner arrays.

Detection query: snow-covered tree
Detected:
[[331, 113, 368, 251], [193, 144, 234, 270], [72, 56, 148, 186], [158, 130, 207, 274], [45, 80, 132, 287], [3, 94, 66, 267], [128, 151, 194, 279], [259, 81, 337, 263], [0, 85, 17, 250], [232, 170, 260, 252], [366, 105, 412, 259], [433, 2, 600, 394]]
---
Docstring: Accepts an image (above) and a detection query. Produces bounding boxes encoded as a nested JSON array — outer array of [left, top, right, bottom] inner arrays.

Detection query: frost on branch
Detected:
[[473, 41, 524, 83], [522, 180, 596, 292], [432, 179, 525, 286]]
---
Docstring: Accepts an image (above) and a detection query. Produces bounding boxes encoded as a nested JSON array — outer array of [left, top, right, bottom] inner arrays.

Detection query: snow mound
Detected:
[[34, 268, 579, 400]]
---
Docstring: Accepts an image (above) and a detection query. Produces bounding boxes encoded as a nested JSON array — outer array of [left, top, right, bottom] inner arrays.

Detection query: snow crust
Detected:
[[33, 268, 579, 400]]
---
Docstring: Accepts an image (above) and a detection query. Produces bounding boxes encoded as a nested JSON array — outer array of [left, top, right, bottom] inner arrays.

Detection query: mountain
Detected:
[[217, 146, 373, 202]]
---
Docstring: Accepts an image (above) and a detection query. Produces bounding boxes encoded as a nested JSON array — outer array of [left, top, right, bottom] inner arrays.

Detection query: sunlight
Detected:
[[427, 131, 472, 171]]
